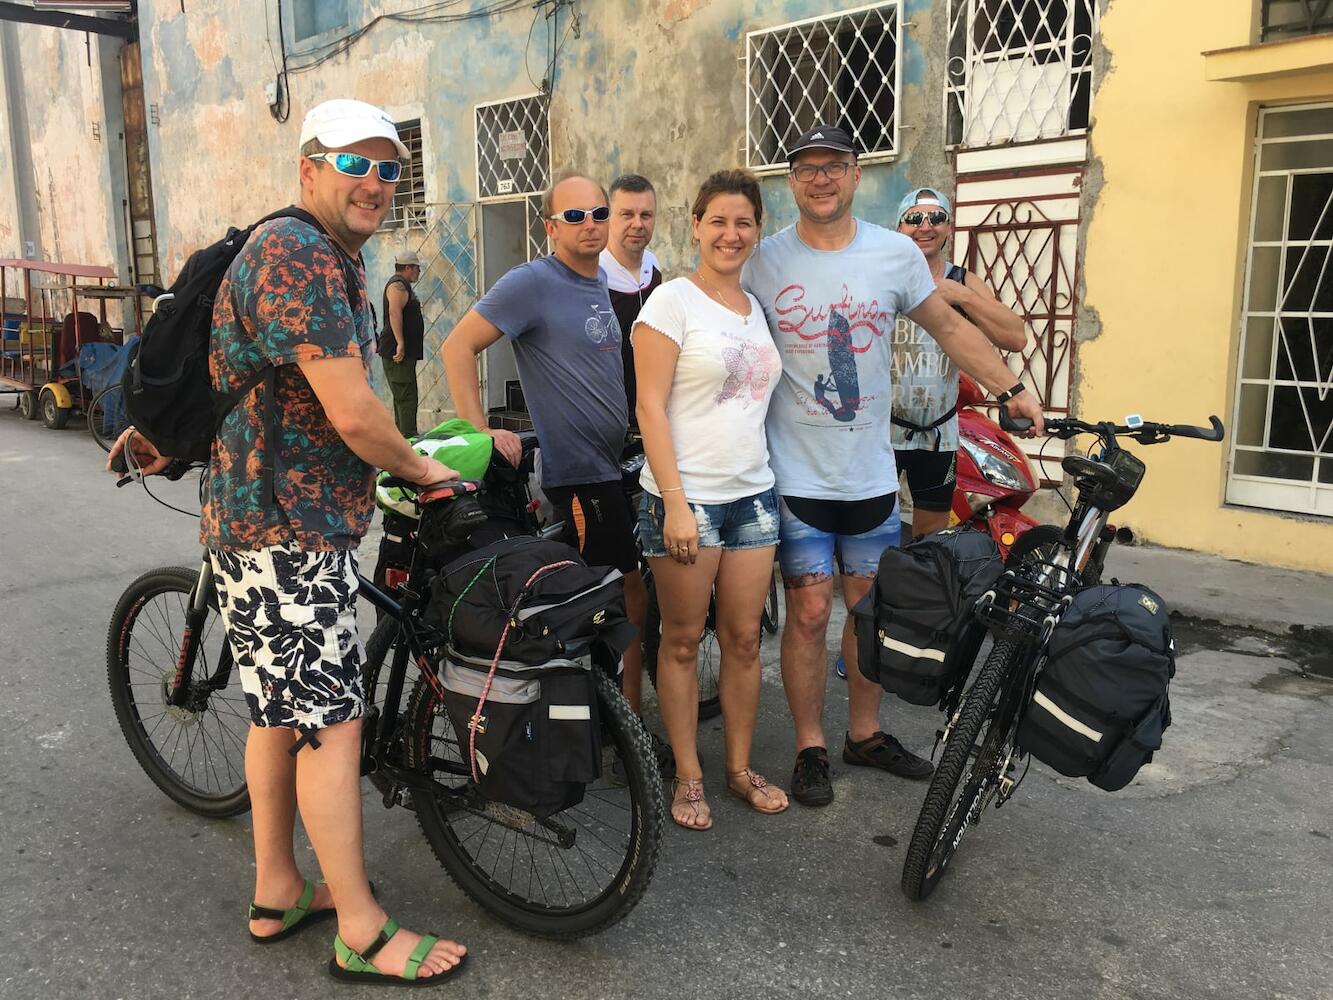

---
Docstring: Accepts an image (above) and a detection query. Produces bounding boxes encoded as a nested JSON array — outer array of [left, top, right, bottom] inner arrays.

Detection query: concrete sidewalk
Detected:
[[1103, 542, 1333, 634]]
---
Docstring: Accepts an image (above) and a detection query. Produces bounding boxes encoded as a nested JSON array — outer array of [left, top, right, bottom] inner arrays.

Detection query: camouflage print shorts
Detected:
[[208, 543, 366, 731]]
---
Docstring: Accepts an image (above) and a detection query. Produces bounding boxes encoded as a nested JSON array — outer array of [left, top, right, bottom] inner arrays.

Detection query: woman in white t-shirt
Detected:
[[633, 169, 786, 831]]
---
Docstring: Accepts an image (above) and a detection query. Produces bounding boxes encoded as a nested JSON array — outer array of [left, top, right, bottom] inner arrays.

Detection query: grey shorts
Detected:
[[209, 542, 367, 731]]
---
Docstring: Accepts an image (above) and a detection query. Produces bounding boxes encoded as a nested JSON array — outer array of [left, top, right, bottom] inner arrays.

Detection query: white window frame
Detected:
[[744, 1, 902, 174], [380, 119, 427, 231], [1227, 102, 1333, 518], [474, 93, 551, 202], [944, 0, 1098, 151]]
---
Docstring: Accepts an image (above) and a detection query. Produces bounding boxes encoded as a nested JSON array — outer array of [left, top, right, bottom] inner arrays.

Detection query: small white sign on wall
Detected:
[[498, 130, 527, 161]]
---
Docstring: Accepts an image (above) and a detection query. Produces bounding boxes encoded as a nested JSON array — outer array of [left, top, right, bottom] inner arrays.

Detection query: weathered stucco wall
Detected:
[[1082, 0, 1333, 571], [0, 21, 123, 271]]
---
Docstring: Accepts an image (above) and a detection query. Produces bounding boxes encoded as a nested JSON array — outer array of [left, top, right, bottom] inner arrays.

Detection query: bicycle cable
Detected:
[[120, 445, 203, 520]]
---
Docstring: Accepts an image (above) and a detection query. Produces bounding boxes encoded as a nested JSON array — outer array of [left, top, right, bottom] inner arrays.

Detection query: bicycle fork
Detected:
[[167, 556, 214, 708]]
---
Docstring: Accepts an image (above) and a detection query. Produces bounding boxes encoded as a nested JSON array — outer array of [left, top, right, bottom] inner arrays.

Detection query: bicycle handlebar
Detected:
[[998, 409, 1226, 443]]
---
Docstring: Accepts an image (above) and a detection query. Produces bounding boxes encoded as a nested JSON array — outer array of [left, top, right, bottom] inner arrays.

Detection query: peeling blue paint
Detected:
[[154, 16, 200, 110]]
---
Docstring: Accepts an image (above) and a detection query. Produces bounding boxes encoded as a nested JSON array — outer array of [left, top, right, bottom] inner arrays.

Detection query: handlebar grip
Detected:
[[998, 409, 1034, 433], [1169, 416, 1226, 442], [111, 449, 129, 475]]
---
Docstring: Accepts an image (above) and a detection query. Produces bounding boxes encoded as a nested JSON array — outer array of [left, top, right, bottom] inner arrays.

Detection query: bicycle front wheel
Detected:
[[403, 660, 664, 939], [901, 637, 1024, 901], [106, 566, 251, 818]]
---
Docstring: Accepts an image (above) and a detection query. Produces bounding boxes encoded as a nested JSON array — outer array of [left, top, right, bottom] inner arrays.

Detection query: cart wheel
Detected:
[[41, 389, 70, 430], [19, 390, 39, 421]]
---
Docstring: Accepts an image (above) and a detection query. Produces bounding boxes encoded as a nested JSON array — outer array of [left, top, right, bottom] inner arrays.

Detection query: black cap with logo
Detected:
[[786, 124, 858, 163]]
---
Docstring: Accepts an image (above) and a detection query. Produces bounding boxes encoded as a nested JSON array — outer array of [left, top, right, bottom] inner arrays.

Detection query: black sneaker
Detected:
[[791, 746, 834, 807], [649, 730, 676, 781], [842, 731, 934, 780]]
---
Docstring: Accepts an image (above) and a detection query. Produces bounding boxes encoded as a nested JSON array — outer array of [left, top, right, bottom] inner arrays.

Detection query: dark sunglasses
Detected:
[[307, 152, 403, 183], [548, 206, 611, 224], [901, 209, 950, 227]]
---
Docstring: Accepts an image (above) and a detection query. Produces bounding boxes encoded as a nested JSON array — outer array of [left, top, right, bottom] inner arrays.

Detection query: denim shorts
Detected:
[[777, 494, 901, 583], [637, 487, 780, 557]]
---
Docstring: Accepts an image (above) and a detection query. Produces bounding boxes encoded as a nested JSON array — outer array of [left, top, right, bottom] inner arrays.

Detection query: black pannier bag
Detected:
[[425, 535, 636, 665], [1017, 583, 1175, 791], [441, 649, 601, 819], [426, 535, 637, 818], [851, 527, 1005, 706]]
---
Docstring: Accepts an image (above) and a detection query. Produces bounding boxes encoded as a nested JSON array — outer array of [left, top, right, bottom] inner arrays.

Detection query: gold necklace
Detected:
[[693, 270, 748, 318]]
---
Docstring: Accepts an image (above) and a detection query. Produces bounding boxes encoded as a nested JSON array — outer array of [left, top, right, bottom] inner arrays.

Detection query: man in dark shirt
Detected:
[[599, 174, 662, 425], [443, 173, 655, 732], [379, 248, 425, 436]]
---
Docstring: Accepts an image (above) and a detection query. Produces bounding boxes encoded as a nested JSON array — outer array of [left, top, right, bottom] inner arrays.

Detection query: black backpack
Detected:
[[1017, 583, 1175, 791], [122, 206, 362, 466], [851, 527, 1005, 706]]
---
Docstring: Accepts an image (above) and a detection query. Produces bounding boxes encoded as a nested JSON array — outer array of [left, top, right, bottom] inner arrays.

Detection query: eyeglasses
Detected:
[[900, 210, 951, 227], [789, 161, 853, 183], [547, 206, 611, 224], [307, 152, 403, 183]]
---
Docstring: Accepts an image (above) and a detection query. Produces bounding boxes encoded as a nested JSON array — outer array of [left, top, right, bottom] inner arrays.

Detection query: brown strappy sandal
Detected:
[[671, 776, 713, 831], [726, 767, 789, 815]]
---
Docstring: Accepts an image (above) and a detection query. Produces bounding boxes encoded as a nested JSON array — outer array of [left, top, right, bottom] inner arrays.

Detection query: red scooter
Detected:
[[950, 372, 1042, 559]]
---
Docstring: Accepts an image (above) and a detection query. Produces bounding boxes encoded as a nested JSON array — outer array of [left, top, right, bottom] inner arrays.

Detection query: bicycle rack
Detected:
[[974, 562, 1077, 643]]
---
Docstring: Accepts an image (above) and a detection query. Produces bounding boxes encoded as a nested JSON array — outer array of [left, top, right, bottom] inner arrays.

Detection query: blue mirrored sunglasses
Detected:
[[307, 152, 402, 183], [547, 206, 611, 224]]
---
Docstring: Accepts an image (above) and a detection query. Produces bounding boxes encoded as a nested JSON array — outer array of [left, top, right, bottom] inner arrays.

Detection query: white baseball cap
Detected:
[[299, 99, 409, 160]]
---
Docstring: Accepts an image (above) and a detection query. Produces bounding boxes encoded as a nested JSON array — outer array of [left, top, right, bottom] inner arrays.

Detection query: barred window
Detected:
[[945, 0, 1097, 149], [1261, 0, 1333, 41], [475, 95, 550, 200], [382, 120, 426, 230], [746, 3, 901, 171]]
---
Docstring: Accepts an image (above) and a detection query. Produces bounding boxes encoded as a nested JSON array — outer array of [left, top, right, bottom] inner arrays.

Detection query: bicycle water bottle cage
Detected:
[[1062, 452, 1144, 512]]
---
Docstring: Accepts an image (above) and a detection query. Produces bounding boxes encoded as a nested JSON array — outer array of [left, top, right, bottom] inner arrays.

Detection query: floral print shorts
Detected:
[[208, 542, 366, 731]]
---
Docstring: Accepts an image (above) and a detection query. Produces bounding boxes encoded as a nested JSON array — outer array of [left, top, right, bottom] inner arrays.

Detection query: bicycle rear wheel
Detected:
[[106, 566, 251, 817], [642, 575, 722, 721], [403, 659, 664, 939], [87, 384, 129, 453], [901, 637, 1024, 901]]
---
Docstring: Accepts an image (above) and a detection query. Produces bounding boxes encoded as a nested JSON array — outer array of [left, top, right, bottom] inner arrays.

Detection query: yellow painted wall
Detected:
[[1082, 0, 1333, 572]]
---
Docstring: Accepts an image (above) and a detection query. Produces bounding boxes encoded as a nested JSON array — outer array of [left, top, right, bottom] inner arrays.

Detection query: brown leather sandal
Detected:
[[671, 776, 713, 831], [726, 767, 789, 815]]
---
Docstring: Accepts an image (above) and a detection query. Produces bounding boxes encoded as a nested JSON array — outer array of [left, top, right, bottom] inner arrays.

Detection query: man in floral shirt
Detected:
[[112, 100, 466, 984]]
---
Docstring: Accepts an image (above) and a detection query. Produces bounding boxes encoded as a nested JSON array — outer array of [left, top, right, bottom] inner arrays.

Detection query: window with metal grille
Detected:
[[745, 3, 900, 171], [1261, 0, 1333, 41], [475, 95, 551, 200], [292, 0, 347, 42], [382, 120, 426, 231], [945, 0, 1096, 149], [1229, 103, 1333, 517]]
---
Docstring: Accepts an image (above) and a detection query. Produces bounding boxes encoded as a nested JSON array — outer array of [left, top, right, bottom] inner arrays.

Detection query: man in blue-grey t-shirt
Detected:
[[443, 173, 655, 738], [742, 124, 1046, 809]]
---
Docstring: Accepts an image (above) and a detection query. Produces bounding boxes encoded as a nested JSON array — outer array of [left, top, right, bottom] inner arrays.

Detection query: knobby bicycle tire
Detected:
[[106, 566, 251, 818], [396, 643, 664, 938], [642, 575, 723, 722], [901, 636, 1024, 901]]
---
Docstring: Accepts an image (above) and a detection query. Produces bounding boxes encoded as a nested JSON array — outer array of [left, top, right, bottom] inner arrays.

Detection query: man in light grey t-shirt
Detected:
[[742, 124, 1045, 808]]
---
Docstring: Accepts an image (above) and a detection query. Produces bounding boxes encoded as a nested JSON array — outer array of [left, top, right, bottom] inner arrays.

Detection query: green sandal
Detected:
[[248, 879, 334, 944], [328, 917, 466, 987]]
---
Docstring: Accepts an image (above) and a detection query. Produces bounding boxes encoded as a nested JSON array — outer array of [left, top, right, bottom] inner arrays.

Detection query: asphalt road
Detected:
[[2, 410, 1331, 1000]]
